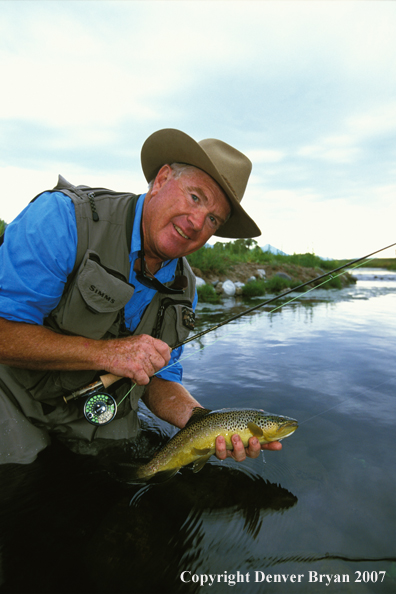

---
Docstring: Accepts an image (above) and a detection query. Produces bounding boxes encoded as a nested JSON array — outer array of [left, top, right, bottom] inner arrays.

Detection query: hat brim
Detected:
[[141, 129, 261, 238]]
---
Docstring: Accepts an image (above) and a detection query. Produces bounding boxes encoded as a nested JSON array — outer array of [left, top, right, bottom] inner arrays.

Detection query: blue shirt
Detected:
[[0, 191, 196, 384]]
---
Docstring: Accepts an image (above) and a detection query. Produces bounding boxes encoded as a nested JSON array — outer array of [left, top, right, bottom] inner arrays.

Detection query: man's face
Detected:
[[143, 165, 231, 265]]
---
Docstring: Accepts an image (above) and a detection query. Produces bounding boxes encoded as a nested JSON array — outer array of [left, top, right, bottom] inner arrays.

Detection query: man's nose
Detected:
[[187, 208, 206, 231]]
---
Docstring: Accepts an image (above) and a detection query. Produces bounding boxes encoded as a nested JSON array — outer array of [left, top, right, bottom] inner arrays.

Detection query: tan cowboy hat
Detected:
[[140, 128, 261, 238]]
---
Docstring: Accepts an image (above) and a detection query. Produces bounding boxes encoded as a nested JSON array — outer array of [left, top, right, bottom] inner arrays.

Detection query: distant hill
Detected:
[[261, 244, 288, 256]]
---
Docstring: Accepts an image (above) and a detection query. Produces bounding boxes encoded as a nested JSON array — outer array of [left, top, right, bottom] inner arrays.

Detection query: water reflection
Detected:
[[82, 465, 297, 594]]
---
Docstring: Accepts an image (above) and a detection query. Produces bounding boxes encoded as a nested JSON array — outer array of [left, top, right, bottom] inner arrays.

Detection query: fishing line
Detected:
[[117, 341, 210, 407]]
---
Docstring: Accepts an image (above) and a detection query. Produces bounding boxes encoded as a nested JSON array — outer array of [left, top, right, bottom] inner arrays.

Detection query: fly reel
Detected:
[[83, 392, 117, 426]]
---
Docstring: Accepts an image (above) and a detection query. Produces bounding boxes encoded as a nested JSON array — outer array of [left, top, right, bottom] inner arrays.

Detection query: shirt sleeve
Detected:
[[0, 191, 77, 324]]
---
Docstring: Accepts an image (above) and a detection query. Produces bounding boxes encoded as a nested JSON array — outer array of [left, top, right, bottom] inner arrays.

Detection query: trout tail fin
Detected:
[[115, 462, 181, 484]]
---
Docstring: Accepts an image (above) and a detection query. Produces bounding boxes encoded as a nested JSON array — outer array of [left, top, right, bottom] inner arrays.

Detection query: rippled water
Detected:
[[1, 269, 395, 593]]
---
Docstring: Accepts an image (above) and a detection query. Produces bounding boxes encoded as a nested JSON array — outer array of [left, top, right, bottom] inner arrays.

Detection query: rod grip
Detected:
[[99, 373, 123, 389]]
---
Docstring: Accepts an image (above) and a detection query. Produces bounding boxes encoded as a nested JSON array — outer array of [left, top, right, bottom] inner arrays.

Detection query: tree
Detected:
[[0, 219, 7, 237]]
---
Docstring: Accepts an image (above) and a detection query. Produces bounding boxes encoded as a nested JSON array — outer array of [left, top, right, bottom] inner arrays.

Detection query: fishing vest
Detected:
[[3, 175, 196, 410]]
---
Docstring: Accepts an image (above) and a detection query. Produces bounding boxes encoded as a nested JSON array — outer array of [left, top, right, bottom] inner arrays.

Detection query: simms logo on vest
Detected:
[[89, 285, 116, 304]]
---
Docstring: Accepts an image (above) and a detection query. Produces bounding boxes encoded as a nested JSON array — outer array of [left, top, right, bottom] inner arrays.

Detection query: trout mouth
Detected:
[[276, 420, 298, 438]]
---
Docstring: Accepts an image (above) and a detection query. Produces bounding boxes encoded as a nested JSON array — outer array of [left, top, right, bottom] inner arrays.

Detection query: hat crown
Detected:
[[198, 139, 252, 205]]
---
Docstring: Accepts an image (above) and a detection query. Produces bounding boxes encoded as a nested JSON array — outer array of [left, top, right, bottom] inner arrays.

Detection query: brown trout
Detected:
[[129, 407, 298, 482]]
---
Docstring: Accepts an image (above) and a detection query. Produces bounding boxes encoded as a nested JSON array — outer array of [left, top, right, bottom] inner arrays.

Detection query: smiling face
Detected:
[[142, 164, 231, 269]]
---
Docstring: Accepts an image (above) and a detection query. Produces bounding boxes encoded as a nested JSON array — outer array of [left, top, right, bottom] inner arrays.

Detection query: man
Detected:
[[0, 128, 282, 464]]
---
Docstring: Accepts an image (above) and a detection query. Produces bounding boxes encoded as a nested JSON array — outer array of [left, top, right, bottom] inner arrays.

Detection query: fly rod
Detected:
[[64, 241, 396, 404]]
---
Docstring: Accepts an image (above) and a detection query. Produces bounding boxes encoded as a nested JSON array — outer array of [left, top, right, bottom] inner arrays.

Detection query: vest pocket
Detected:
[[50, 250, 135, 339], [156, 301, 195, 347]]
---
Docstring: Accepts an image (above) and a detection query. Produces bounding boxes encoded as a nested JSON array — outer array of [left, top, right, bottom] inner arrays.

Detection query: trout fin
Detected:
[[192, 453, 213, 473], [185, 407, 212, 428], [192, 446, 212, 455], [121, 463, 181, 485], [247, 422, 264, 438], [149, 468, 181, 483]]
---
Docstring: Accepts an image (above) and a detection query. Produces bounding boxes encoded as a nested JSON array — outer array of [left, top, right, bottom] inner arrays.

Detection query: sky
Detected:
[[1, 0, 395, 259]]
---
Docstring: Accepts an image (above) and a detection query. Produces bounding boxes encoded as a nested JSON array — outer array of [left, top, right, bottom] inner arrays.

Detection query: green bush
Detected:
[[264, 275, 291, 293], [321, 275, 342, 290], [242, 275, 294, 298], [197, 284, 221, 303], [241, 279, 267, 297], [187, 244, 231, 275], [0, 219, 7, 237]]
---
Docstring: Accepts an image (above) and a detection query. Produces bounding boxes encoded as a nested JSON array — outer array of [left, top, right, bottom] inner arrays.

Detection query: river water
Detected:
[[0, 269, 395, 594]]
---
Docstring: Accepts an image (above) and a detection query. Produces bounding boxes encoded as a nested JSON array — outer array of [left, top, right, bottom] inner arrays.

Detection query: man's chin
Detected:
[[156, 240, 194, 261]]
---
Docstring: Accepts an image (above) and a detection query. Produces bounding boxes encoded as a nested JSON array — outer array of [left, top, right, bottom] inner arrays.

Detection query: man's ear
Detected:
[[151, 164, 173, 196]]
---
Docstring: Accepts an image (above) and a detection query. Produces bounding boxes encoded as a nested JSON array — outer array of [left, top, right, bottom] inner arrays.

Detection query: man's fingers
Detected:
[[100, 334, 171, 384], [230, 434, 247, 461], [215, 435, 228, 460], [153, 338, 172, 365], [262, 441, 282, 451], [214, 435, 283, 462], [245, 436, 262, 459]]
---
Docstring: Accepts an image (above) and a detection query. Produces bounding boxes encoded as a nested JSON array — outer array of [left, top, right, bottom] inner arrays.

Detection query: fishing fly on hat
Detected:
[[141, 128, 261, 239]]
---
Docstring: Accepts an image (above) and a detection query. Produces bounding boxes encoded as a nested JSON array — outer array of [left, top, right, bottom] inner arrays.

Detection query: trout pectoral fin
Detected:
[[192, 447, 212, 455], [192, 453, 212, 473], [247, 422, 264, 438]]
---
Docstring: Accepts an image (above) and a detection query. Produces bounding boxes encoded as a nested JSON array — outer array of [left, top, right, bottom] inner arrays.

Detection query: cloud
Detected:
[[297, 136, 361, 164], [1, 1, 396, 260], [246, 182, 396, 259], [0, 163, 148, 225], [347, 102, 396, 138], [246, 149, 285, 164], [296, 101, 396, 165]]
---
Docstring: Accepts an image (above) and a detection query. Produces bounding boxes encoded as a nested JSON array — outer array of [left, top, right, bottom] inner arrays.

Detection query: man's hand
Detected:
[[215, 435, 282, 461], [98, 334, 171, 385]]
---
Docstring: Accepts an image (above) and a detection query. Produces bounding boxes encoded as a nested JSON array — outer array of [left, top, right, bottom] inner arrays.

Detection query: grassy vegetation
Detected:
[[359, 258, 396, 271], [189, 240, 353, 302], [186, 239, 343, 275], [196, 284, 221, 303], [242, 276, 292, 297], [0, 219, 7, 237], [240, 272, 342, 299]]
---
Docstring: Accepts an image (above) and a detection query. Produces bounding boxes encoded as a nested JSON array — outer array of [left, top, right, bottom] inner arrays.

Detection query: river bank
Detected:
[[191, 261, 355, 287], [185, 242, 362, 299], [190, 260, 356, 299]]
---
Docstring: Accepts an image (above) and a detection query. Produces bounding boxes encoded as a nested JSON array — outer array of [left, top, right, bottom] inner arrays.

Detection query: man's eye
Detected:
[[209, 215, 217, 226], [191, 194, 199, 202]]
